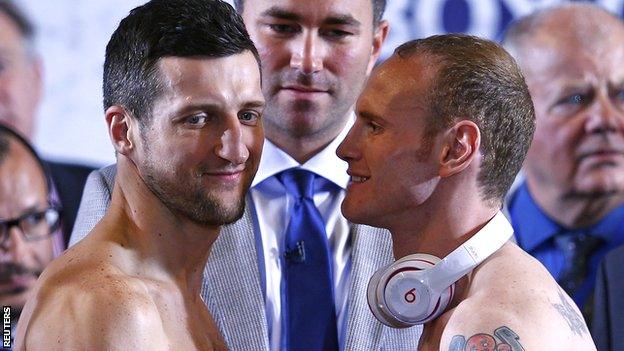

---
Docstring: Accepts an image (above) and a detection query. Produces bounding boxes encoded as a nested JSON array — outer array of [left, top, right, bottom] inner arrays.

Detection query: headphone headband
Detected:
[[426, 212, 514, 294], [368, 211, 514, 327]]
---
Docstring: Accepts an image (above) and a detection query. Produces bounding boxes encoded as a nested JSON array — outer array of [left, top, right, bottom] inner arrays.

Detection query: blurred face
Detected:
[[136, 52, 264, 225], [0, 12, 41, 139], [0, 140, 54, 313], [241, 0, 386, 145], [337, 56, 441, 229], [522, 37, 624, 199]]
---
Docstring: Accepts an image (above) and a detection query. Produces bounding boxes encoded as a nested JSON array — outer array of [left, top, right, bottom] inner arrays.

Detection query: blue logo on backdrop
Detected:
[[381, 0, 624, 59]]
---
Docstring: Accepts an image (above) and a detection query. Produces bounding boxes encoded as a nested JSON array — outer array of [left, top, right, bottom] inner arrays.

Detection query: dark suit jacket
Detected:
[[593, 245, 624, 351], [46, 160, 95, 246]]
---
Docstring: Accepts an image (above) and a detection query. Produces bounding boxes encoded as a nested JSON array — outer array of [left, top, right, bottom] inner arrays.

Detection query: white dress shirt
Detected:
[[250, 120, 353, 351]]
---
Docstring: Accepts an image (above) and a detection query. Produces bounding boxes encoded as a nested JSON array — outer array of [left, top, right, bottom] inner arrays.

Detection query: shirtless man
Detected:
[[14, 0, 264, 349], [337, 34, 596, 350]]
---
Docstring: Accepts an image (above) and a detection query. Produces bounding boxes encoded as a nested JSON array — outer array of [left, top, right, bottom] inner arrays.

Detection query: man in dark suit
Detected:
[[0, 0, 94, 244], [593, 245, 624, 350]]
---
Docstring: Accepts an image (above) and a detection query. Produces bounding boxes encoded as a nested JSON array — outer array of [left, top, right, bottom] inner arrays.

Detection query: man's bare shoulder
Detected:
[[438, 243, 595, 350], [16, 242, 168, 350]]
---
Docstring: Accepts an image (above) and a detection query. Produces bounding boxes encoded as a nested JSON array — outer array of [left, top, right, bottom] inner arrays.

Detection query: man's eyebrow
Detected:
[[242, 100, 265, 109], [260, 7, 300, 21], [359, 110, 388, 124], [324, 14, 361, 27], [260, 7, 361, 27]]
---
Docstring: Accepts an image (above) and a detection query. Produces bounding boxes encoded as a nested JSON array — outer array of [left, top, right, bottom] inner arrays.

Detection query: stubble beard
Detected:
[[141, 158, 247, 227]]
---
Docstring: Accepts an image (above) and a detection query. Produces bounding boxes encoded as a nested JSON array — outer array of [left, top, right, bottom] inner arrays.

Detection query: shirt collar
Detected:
[[510, 182, 560, 251], [510, 181, 624, 250], [252, 115, 353, 189], [591, 203, 624, 244]]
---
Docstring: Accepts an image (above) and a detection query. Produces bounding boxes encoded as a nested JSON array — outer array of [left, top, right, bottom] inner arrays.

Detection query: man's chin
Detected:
[[572, 174, 624, 198], [0, 289, 30, 315], [187, 196, 246, 226], [341, 201, 376, 227]]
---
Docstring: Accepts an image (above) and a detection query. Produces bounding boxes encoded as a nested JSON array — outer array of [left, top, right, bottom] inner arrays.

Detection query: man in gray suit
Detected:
[[16, 0, 263, 349], [71, 0, 422, 350]]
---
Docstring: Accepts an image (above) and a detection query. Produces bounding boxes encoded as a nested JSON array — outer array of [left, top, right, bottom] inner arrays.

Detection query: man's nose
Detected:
[[215, 117, 249, 165], [0, 226, 29, 263], [337, 126, 361, 162], [585, 94, 624, 134], [290, 30, 324, 75]]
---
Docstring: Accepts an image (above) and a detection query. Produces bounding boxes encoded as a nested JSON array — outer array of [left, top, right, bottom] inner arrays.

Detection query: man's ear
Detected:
[[438, 120, 481, 178], [366, 20, 390, 74], [105, 106, 137, 155]]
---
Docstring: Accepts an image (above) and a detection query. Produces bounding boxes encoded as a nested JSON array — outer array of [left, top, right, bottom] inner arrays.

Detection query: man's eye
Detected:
[[268, 23, 299, 34], [186, 114, 208, 126], [321, 28, 352, 39], [559, 93, 590, 106], [239, 111, 260, 126], [367, 121, 382, 134], [23, 212, 46, 226]]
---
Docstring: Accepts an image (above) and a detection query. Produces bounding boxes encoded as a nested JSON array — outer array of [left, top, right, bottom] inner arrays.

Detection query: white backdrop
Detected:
[[20, 0, 624, 167]]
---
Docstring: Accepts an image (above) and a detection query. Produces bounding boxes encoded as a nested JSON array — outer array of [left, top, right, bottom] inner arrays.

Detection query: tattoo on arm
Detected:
[[448, 326, 525, 351], [552, 289, 588, 336]]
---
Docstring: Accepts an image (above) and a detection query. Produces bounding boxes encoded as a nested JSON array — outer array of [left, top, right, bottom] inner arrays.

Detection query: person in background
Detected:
[[0, 0, 94, 245], [594, 243, 624, 350], [15, 0, 263, 349], [0, 123, 61, 339], [337, 33, 595, 350], [502, 3, 624, 325], [70, 0, 422, 349]]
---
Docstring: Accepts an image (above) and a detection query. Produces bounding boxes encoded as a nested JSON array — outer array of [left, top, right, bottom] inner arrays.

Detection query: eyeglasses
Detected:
[[0, 207, 61, 246]]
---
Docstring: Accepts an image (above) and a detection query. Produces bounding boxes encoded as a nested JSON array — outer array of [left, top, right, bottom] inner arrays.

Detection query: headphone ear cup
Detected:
[[367, 254, 455, 327], [367, 263, 403, 327]]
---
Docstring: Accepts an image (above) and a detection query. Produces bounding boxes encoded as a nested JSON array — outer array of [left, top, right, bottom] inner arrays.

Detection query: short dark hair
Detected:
[[0, 122, 51, 194], [103, 0, 260, 124], [233, 0, 387, 26], [395, 34, 535, 204]]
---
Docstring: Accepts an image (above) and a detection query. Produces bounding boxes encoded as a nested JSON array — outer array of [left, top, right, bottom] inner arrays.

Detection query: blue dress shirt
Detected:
[[509, 182, 624, 310]]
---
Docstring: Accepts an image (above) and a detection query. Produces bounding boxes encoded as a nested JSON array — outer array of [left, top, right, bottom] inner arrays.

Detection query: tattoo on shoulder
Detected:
[[448, 326, 524, 351], [552, 289, 588, 336]]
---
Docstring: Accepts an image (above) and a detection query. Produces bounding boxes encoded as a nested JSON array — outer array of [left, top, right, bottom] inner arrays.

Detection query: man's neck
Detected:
[[389, 198, 498, 260], [105, 160, 220, 294], [526, 178, 624, 228], [264, 116, 349, 164]]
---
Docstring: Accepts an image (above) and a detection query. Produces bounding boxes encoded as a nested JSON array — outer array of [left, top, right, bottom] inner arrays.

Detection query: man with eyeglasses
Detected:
[[0, 123, 62, 334]]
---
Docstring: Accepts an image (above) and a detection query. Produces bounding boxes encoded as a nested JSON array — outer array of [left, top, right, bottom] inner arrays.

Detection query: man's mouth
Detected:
[[0, 275, 35, 295], [349, 175, 370, 183], [578, 149, 624, 162]]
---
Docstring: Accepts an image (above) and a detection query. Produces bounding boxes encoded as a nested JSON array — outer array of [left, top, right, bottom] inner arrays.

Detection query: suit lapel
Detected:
[[202, 205, 270, 351], [343, 224, 423, 350], [343, 224, 393, 350]]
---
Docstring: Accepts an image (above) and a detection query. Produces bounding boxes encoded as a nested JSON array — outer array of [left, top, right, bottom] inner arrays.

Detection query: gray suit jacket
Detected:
[[70, 165, 422, 350]]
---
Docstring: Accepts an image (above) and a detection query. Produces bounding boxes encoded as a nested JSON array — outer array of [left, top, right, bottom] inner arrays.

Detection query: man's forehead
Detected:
[[523, 38, 624, 85], [154, 54, 264, 108], [358, 55, 434, 117], [243, 0, 373, 24], [0, 140, 46, 215], [0, 11, 24, 50]]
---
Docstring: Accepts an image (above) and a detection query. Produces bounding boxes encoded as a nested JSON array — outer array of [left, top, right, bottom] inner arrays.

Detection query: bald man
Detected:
[[0, 124, 61, 345], [503, 3, 624, 325]]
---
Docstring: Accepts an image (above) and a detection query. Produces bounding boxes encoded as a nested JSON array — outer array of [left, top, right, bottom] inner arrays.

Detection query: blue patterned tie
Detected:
[[278, 169, 339, 351]]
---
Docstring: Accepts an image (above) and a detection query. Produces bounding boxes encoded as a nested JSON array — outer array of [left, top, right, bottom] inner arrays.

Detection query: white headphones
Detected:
[[367, 212, 514, 328]]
